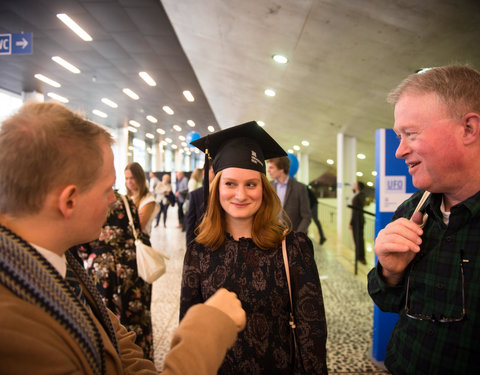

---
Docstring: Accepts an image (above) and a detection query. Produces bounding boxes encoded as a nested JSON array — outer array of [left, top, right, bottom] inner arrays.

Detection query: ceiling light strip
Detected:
[[56, 13, 93, 42]]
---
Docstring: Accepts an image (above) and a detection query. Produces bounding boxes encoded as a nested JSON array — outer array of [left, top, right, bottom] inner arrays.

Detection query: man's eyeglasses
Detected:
[[404, 260, 466, 323]]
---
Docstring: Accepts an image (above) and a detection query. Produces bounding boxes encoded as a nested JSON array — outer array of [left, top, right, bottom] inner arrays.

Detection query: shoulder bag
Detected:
[[120, 194, 169, 283]]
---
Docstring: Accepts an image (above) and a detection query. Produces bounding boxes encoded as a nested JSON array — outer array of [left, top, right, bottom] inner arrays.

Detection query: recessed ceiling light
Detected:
[[293, 145, 300, 151], [257, 121, 265, 127], [302, 140, 310, 146], [356, 171, 364, 177], [129, 120, 141, 128], [181, 142, 187, 147], [288, 149, 294, 154], [47, 92, 69, 103], [146, 115, 157, 123], [327, 159, 334, 165], [34, 74, 61, 88], [187, 120, 195, 127], [162, 106, 174, 115], [56, 13, 92, 41], [272, 54, 288, 64], [208, 125, 215, 132], [165, 137, 173, 143], [128, 126, 137, 133], [146, 133, 155, 139], [122, 88, 139, 100], [179, 135, 186, 141], [156, 128, 166, 135], [372, 171, 378, 176], [92, 109, 107, 118], [101, 97, 118, 108], [357, 153, 366, 159], [51, 56, 80, 74], [183, 90, 195, 102], [264, 89, 276, 97], [367, 181, 374, 187], [173, 124, 182, 132], [171, 144, 178, 149], [139, 71, 156, 86]]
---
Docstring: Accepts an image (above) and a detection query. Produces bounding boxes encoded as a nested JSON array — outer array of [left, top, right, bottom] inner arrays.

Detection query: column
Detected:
[[112, 119, 129, 194], [297, 152, 309, 184], [22, 90, 44, 102], [336, 133, 356, 246]]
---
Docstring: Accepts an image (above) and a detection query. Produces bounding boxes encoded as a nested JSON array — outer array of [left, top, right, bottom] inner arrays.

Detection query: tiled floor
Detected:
[[149, 206, 389, 374]]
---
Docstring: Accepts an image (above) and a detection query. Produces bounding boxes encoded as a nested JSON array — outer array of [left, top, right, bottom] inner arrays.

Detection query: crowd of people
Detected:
[[2, 64, 480, 374]]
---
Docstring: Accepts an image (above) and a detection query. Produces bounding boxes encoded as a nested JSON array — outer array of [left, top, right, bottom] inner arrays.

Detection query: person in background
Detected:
[[125, 162, 158, 236], [0, 101, 246, 374], [349, 181, 366, 264], [188, 168, 203, 192], [75, 191, 154, 360], [175, 171, 188, 229], [154, 173, 173, 228], [181, 122, 327, 374], [307, 185, 327, 245], [267, 156, 311, 233], [149, 171, 160, 196], [368, 65, 480, 373], [185, 166, 215, 246]]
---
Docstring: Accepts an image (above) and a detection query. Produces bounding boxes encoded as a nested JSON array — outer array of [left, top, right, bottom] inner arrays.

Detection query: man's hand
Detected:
[[374, 212, 424, 286], [205, 288, 246, 332]]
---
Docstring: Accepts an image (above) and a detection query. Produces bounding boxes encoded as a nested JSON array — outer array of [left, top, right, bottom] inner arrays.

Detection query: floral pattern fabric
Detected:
[[76, 192, 153, 360], [180, 231, 327, 374]]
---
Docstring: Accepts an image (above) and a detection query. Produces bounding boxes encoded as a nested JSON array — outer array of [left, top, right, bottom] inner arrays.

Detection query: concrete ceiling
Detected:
[[1, 0, 480, 185], [161, 0, 480, 183]]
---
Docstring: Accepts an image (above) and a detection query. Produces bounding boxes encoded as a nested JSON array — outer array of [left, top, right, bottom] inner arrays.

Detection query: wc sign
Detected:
[[0, 32, 33, 55]]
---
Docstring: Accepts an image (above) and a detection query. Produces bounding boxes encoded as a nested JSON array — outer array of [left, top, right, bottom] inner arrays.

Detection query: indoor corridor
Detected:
[[149, 205, 389, 374]]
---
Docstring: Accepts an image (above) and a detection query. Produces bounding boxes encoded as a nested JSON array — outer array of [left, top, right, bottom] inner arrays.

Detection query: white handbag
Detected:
[[120, 195, 169, 283]]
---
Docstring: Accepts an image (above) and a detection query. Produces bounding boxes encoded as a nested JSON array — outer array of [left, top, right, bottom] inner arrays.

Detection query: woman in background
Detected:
[[154, 173, 173, 228], [75, 192, 153, 360], [125, 162, 158, 236], [180, 122, 327, 374], [188, 167, 203, 192]]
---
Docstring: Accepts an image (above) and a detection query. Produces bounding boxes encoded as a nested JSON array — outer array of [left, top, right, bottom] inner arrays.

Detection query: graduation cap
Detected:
[[190, 121, 286, 205]]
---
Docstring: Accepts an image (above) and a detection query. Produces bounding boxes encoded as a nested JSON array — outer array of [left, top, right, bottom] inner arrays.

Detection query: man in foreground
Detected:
[[0, 101, 245, 374], [368, 65, 480, 373]]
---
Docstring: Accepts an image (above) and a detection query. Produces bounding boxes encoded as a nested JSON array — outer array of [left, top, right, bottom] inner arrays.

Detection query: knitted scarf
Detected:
[[0, 224, 119, 375]]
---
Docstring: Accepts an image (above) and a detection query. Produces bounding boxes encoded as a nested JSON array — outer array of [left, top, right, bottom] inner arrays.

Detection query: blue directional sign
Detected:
[[0, 32, 33, 55]]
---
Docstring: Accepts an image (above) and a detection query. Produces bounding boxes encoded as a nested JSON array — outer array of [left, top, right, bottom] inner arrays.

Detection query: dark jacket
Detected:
[[271, 178, 311, 233], [185, 186, 205, 246]]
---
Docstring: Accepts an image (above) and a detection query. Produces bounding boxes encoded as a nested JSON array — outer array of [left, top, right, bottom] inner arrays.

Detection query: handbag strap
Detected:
[[120, 194, 139, 241], [282, 238, 296, 331]]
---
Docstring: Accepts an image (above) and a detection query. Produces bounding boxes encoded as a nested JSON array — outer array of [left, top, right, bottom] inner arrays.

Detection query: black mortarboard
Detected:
[[190, 121, 287, 205]]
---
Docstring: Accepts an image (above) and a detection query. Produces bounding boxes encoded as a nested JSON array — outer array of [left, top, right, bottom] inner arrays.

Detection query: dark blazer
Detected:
[[271, 178, 311, 233], [185, 186, 205, 246]]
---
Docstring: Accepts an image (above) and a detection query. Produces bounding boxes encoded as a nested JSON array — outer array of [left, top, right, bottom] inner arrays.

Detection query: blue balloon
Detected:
[[186, 131, 201, 147], [287, 153, 299, 177]]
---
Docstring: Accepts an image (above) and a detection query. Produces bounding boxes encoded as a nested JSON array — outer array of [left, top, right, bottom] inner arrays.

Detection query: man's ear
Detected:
[[462, 112, 480, 145], [58, 185, 78, 218]]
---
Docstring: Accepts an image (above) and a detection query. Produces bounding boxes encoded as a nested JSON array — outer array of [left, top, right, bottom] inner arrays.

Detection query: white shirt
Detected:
[[275, 176, 289, 207], [32, 243, 67, 278]]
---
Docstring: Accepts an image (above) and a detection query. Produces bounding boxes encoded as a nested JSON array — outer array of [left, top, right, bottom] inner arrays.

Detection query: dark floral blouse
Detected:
[[75, 192, 153, 360], [180, 231, 327, 374]]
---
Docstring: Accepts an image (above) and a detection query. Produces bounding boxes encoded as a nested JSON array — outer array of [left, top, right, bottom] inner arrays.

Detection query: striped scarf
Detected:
[[0, 224, 119, 375]]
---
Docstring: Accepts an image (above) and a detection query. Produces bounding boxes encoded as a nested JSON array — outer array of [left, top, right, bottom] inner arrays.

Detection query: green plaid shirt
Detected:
[[368, 190, 480, 374]]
